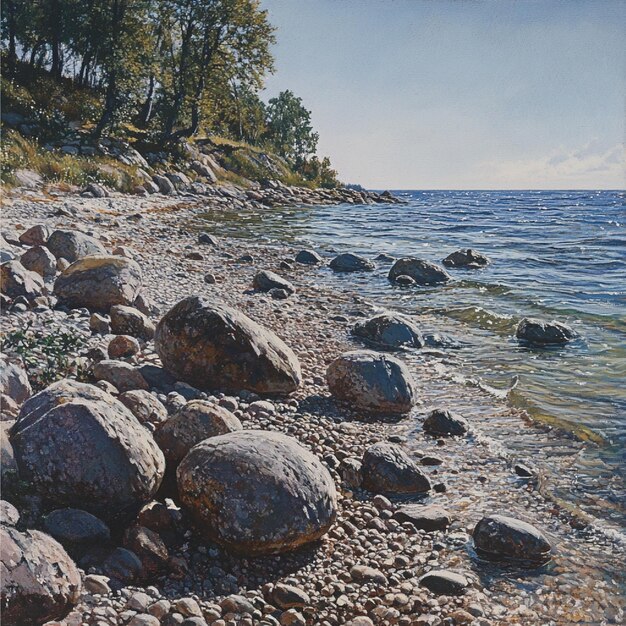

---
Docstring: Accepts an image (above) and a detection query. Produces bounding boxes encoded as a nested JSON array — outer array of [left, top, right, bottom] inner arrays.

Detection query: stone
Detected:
[[110, 305, 156, 340], [253, 270, 295, 295], [102, 547, 143, 583], [352, 312, 424, 349], [0, 358, 31, 404], [419, 570, 469, 595], [153, 175, 176, 195], [393, 505, 452, 531], [155, 400, 242, 463], [339, 457, 363, 488], [393, 274, 416, 286], [191, 162, 217, 183], [220, 594, 255, 615], [19, 225, 50, 246], [443, 249, 490, 268], [177, 430, 337, 555], [0, 500, 20, 526], [1, 422, 18, 488], [13, 169, 43, 189], [43, 508, 111, 555], [20, 246, 57, 278], [128, 614, 160, 626], [85, 183, 108, 198], [155, 296, 302, 395], [93, 360, 149, 392], [122, 525, 169, 578], [350, 565, 388, 585], [46, 230, 106, 263], [295, 249, 323, 265], [361, 443, 430, 494], [269, 583, 310, 609], [10, 379, 165, 519], [1, 260, 45, 300], [472, 514, 552, 561], [108, 335, 140, 359], [280, 609, 306, 626], [89, 313, 110, 335], [423, 409, 469, 436], [1, 526, 81, 624], [329, 252, 375, 272], [516, 318, 576, 345], [346, 618, 375, 626], [388, 258, 451, 285], [326, 350, 416, 415], [128, 591, 152, 611], [198, 232, 218, 245], [83, 574, 111, 595], [119, 390, 168, 426], [1, 394, 20, 417], [204, 273, 216, 284], [134, 292, 160, 317]]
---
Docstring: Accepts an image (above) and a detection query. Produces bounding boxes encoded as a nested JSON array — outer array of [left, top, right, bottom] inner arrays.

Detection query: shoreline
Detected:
[[1, 188, 625, 625]]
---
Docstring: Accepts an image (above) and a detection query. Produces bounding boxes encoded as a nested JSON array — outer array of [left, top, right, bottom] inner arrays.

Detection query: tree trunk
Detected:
[[137, 74, 156, 126]]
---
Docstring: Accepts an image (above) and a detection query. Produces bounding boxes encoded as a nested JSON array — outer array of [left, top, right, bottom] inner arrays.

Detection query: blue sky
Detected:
[[260, 0, 624, 189]]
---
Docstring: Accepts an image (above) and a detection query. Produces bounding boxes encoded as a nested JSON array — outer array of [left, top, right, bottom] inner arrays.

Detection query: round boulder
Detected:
[[46, 229, 106, 263], [43, 508, 111, 556], [9, 379, 165, 519], [54, 255, 142, 313], [423, 408, 469, 436], [443, 249, 490, 268], [388, 258, 451, 285], [1, 260, 45, 300], [516, 318, 576, 345], [110, 305, 155, 340], [1, 526, 81, 625], [329, 252, 375, 272], [155, 296, 302, 395], [253, 270, 295, 295], [361, 442, 430, 494], [352, 312, 424, 349], [295, 249, 323, 265], [177, 430, 337, 555], [326, 350, 416, 415]]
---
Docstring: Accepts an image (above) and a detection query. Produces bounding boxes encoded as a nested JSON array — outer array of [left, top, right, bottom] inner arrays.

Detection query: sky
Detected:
[[260, 0, 625, 189]]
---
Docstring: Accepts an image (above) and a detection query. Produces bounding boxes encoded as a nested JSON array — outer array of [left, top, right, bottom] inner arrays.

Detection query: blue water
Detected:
[[200, 189, 626, 529]]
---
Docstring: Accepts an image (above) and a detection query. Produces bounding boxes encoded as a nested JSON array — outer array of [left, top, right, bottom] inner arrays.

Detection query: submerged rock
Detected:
[[46, 229, 106, 263], [361, 442, 430, 494], [329, 252, 375, 272], [326, 350, 416, 414], [351, 312, 424, 349], [516, 318, 576, 345], [443, 248, 490, 268], [388, 258, 451, 285], [155, 296, 302, 395], [177, 430, 337, 555], [253, 269, 295, 295], [423, 408, 469, 436]]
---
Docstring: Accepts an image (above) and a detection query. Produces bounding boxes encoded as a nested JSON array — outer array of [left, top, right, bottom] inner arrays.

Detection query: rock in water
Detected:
[[388, 258, 451, 285], [423, 408, 469, 436], [155, 296, 302, 395], [9, 379, 165, 519], [54, 255, 143, 313], [472, 514, 552, 561], [176, 430, 337, 555], [46, 229, 106, 263], [361, 442, 430, 494], [0, 526, 81, 625], [443, 249, 490, 268], [253, 270, 295, 295], [326, 350, 416, 414], [352, 312, 424, 349], [329, 252, 375, 272], [516, 318, 576, 345], [1, 260, 45, 300], [295, 249, 323, 265]]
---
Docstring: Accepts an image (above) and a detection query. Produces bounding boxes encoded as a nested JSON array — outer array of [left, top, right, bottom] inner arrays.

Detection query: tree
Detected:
[[265, 90, 319, 167]]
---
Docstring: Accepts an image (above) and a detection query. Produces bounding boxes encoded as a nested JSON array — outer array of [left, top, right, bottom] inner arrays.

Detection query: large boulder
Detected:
[[516, 318, 576, 345], [54, 255, 142, 313], [443, 249, 490, 268], [155, 296, 302, 395], [253, 270, 295, 295], [46, 229, 106, 263], [20, 246, 57, 278], [361, 442, 430, 494], [155, 400, 242, 463], [388, 258, 451, 285], [177, 430, 337, 555], [1, 260, 45, 300], [9, 379, 165, 519], [329, 253, 375, 272], [326, 350, 416, 415], [0, 526, 81, 625], [472, 514, 552, 561], [352, 312, 424, 350], [0, 358, 31, 404]]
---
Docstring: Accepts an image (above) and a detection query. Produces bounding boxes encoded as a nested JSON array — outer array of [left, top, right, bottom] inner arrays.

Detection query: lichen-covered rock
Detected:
[[20, 246, 57, 278], [329, 252, 375, 272], [93, 360, 149, 392], [177, 430, 337, 555], [443, 248, 490, 268], [326, 350, 416, 415], [155, 296, 302, 395], [9, 379, 164, 519], [0, 358, 31, 404], [110, 304, 155, 340], [0, 526, 81, 625], [46, 229, 106, 263], [54, 255, 142, 313], [361, 442, 430, 494], [155, 400, 242, 463], [253, 270, 295, 295], [472, 514, 552, 561], [119, 390, 168, 426], [1, 260, 45, 300], [516, 318, 576, 345], [423, 408, 469, 436], [107, 335, 140, 359], [388, 258, 451, 285], [352, 312, 424, 350]]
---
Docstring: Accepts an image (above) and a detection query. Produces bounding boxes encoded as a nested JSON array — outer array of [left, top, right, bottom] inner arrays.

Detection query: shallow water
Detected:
[[199, 189, 626, 533]]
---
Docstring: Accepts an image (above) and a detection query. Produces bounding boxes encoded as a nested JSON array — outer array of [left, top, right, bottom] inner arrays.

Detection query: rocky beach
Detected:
[[1, 184, 625, 626]]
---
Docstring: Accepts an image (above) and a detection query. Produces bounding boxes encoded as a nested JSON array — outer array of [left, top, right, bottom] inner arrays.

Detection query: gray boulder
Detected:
[[329, 252, 375, 272], [0, 359, 31, 404], [326, 350, 416, 415], [155, 400, 242, 463], [9, 379, 165, 519], [393, 504, 452, 531], [19, 225, 50, 246], [443, 249, 490, 268], [43, 508, 111, 555], [423, 408, 469, 436], [177, 430, 337, 555], [389, 258, 451, 285], [516, 318, 576, 345], [20, 246, 57, 278], [253, 270, 295, 295], [1, 260, 45, 300], [472, 514, 552, 561], [419, 570, 469, 596], [54, 255, 142, 313], [1, 422, 18, 489], [46, 230, 106, 263], [352, 312, 424, 349], [152, 175, 175, 195], [93, 360, 149, 392], [110, 304, 155, 340], [295, 249, 323, 265], [0, 526, 81, 625], [155, 296, 302, 395], [1, 500, 19, 526], [361, 442, 430, 494], [119, 390, 168, 426]]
